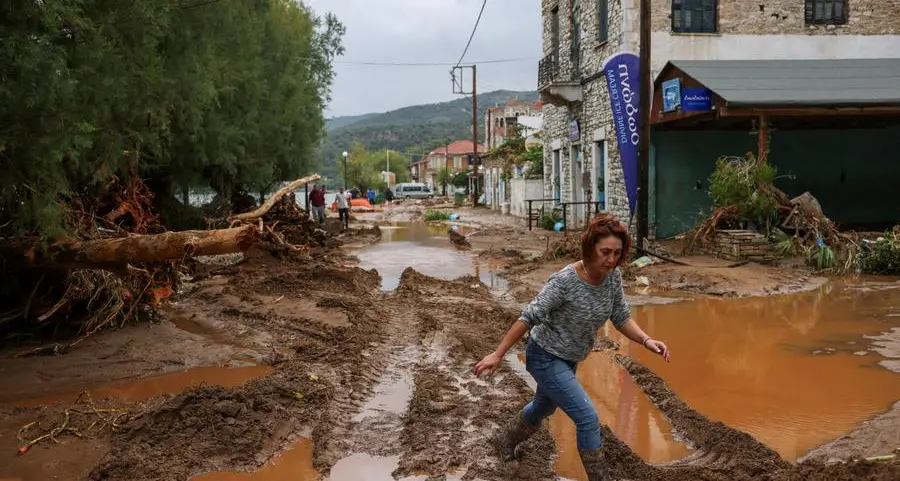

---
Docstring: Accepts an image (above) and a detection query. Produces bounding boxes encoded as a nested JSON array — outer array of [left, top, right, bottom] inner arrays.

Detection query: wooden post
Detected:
[[636, 0, 652, 248], [757, 115, 769, 163]]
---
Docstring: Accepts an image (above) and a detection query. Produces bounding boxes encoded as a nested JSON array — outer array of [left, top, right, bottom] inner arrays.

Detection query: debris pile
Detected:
[[685, 154, 857, 271], [0, 174, 340, 346]]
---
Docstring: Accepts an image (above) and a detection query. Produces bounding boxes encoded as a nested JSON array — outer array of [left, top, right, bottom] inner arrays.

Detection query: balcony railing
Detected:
[[537, 54, 559, 90]]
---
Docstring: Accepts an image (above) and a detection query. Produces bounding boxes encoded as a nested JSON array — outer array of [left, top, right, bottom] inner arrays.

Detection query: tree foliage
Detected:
[[338, 142, 411, 191], [0, 0, 344, 237], [708, 154, 779, 222]]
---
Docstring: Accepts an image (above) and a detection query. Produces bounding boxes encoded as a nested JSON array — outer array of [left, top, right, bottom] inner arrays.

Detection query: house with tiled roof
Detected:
[[409, 140, 486, 190]]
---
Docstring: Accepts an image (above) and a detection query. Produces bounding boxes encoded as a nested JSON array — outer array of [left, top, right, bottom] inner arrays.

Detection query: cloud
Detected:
[[302, 0, 541, 117]]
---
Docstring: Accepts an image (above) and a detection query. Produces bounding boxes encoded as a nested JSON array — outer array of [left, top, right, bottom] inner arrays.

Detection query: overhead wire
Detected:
[[334, 56, 534, 67], [454, 0, 488, 67]]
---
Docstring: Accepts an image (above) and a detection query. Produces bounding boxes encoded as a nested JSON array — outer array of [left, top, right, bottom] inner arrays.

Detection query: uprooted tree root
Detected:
[[16, 391, 134, 456], [0, 176, 177, 347]]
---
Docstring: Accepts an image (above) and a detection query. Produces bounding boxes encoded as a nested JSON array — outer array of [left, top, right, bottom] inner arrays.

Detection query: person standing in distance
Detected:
[[336, 187, 351, 230], [473, 213, 671, 481]]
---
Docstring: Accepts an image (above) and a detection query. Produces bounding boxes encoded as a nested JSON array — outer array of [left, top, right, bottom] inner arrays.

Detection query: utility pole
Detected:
[[636, 0, 651, 249], [452, 64, 480, 206], [472, 64, 478, 206]]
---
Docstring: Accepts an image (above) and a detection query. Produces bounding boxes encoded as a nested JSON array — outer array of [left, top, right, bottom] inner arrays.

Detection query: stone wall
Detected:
[[540, 0, 634, 227], [651, 0, 900, 35], [697, 230, 779, 263]]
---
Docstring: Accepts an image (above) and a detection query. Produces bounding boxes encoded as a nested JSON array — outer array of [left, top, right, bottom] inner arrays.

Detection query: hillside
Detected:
[[318, 89, 538, 181]]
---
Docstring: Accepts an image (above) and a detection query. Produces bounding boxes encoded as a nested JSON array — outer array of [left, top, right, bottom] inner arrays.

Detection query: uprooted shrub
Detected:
[[708, 153, 780, 229]]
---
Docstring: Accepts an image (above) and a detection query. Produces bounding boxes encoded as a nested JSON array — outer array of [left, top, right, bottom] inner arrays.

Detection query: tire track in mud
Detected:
[[389, 270, 558, 481], [86, 256, 396, 481], [312, 295, 425, 474]]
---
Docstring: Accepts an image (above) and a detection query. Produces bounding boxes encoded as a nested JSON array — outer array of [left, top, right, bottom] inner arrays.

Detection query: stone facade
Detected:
[[540, 0, 635, 227], [652, 0, 900, 35], [539, 0, 900, 236], [485, 100, 543, 150]]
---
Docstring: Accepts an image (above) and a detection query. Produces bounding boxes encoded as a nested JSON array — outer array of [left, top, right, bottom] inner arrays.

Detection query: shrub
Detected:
[[540, 210, 562, 231], [708, 154, 779, 223], [858, 231, 900, 275], [424, 210, 450, 222]]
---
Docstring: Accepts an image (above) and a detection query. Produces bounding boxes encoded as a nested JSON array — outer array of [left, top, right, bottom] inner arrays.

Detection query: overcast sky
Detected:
[[302, 0, 542, 117]]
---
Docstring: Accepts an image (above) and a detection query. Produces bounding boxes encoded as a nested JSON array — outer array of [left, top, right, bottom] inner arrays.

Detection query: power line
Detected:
[[455, 0, 488, 67], [334, 56, 533, 67]]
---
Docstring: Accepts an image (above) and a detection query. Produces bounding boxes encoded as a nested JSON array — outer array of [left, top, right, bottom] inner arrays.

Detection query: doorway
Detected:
[[593, 140, 608, 211]]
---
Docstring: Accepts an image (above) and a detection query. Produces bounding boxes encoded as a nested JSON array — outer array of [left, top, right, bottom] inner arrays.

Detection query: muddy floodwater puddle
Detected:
[[193, 439, 472, 481], [352, 346, 417, 422], [13, 365, 272, 407], [610, 280, 900, 462], [355, 223, 507, 291]]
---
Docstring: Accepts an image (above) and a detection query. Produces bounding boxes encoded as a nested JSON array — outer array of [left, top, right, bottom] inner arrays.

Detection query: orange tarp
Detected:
[[330, 198, 373, 212]]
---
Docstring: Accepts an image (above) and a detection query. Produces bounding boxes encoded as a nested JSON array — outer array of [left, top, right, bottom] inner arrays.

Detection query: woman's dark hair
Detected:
[[581, 213, 632, 267]]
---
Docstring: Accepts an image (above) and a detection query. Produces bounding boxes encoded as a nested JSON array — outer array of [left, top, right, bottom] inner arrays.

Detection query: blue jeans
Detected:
[[523, 339, 602, 450]]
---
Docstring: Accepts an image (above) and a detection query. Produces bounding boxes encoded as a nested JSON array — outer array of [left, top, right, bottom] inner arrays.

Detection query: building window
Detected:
[[671, 0, 717, 34], [805, 0, 847, 25], [550, 7, 560, 62], [597, 0, 609, 43], [571, 2, 582, 76]]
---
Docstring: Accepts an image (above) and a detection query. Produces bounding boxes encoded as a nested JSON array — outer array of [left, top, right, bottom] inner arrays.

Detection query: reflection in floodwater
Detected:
[[356, 223, 507, 291], [505, 350, 690, 480], [609, 280, 900, 462], [549, 350, 691, 480], [14, 365, 273, 407], [191, 438, 319, 481]]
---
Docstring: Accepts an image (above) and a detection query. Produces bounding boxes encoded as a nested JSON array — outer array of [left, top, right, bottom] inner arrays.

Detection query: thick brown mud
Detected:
[[2, 215, 900, 481]]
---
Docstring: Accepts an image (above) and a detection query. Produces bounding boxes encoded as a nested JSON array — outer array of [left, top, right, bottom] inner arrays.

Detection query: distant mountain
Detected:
[[317, 89, 539, 181], [325, 112, 380, 131]]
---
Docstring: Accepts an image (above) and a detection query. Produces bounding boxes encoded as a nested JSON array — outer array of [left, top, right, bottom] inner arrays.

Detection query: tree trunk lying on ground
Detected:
[[228, 174, 321, 223], [2, 225, 260, 271]]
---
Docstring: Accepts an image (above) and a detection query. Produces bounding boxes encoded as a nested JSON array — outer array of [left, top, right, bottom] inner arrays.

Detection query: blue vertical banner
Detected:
[[602, 51, 640, 215]]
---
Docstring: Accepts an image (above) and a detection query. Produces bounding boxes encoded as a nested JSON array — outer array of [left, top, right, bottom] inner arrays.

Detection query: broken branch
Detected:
[[228, 174, 321, 223]]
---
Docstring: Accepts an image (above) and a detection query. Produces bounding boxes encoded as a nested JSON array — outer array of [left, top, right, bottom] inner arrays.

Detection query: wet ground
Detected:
[[1, 209, 899, 481]]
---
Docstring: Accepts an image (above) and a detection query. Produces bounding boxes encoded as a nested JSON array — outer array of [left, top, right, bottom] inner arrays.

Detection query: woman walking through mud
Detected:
[[474, 213, 670, 481]]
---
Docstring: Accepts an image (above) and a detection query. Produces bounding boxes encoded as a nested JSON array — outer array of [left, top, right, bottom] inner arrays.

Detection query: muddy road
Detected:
[[2, 205, 899, 481]]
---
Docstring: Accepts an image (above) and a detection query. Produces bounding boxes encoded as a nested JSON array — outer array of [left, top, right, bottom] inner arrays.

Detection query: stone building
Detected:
[[485, 99, 544, 150], [538, 0, 900, 234]]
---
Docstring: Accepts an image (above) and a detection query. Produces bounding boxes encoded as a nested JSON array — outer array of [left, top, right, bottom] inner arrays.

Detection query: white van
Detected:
[[394, 183, 434, 199]]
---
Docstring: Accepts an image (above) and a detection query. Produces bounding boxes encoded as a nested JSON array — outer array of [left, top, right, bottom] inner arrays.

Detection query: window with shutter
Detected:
[[805, 0, 848, 25], [671, 0, 717, 34], [597, 0, 609, 43]]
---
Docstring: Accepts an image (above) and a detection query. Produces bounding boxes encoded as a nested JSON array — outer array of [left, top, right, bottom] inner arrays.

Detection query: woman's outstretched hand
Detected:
[[645, 339, 671, 362], [473, 352, 502, 377]]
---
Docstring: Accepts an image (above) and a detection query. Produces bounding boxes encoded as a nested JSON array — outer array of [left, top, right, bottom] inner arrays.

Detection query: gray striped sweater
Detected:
[[520, 264, 631, 362]]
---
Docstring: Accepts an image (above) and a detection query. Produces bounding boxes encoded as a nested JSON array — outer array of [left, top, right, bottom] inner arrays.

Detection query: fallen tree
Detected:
[[3, 225, 260, 272], [228, 174, 321, 223]]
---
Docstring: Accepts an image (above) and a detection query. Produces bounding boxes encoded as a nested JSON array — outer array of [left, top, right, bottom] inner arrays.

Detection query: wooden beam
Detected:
[[720, 105, 900, 118]]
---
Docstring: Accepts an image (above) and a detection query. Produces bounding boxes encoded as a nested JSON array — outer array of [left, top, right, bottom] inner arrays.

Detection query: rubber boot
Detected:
[[495, 410, 539, 461], [579, 448, 611, 481]]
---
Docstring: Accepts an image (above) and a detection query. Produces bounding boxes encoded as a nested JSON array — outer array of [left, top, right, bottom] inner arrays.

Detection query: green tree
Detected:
[[436, 167, 452, 196], [0, 0, 345, 237]]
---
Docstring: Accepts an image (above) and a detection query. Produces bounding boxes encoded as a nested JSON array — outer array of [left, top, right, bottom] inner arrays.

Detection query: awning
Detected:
[[661, 58, 900, 107]]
